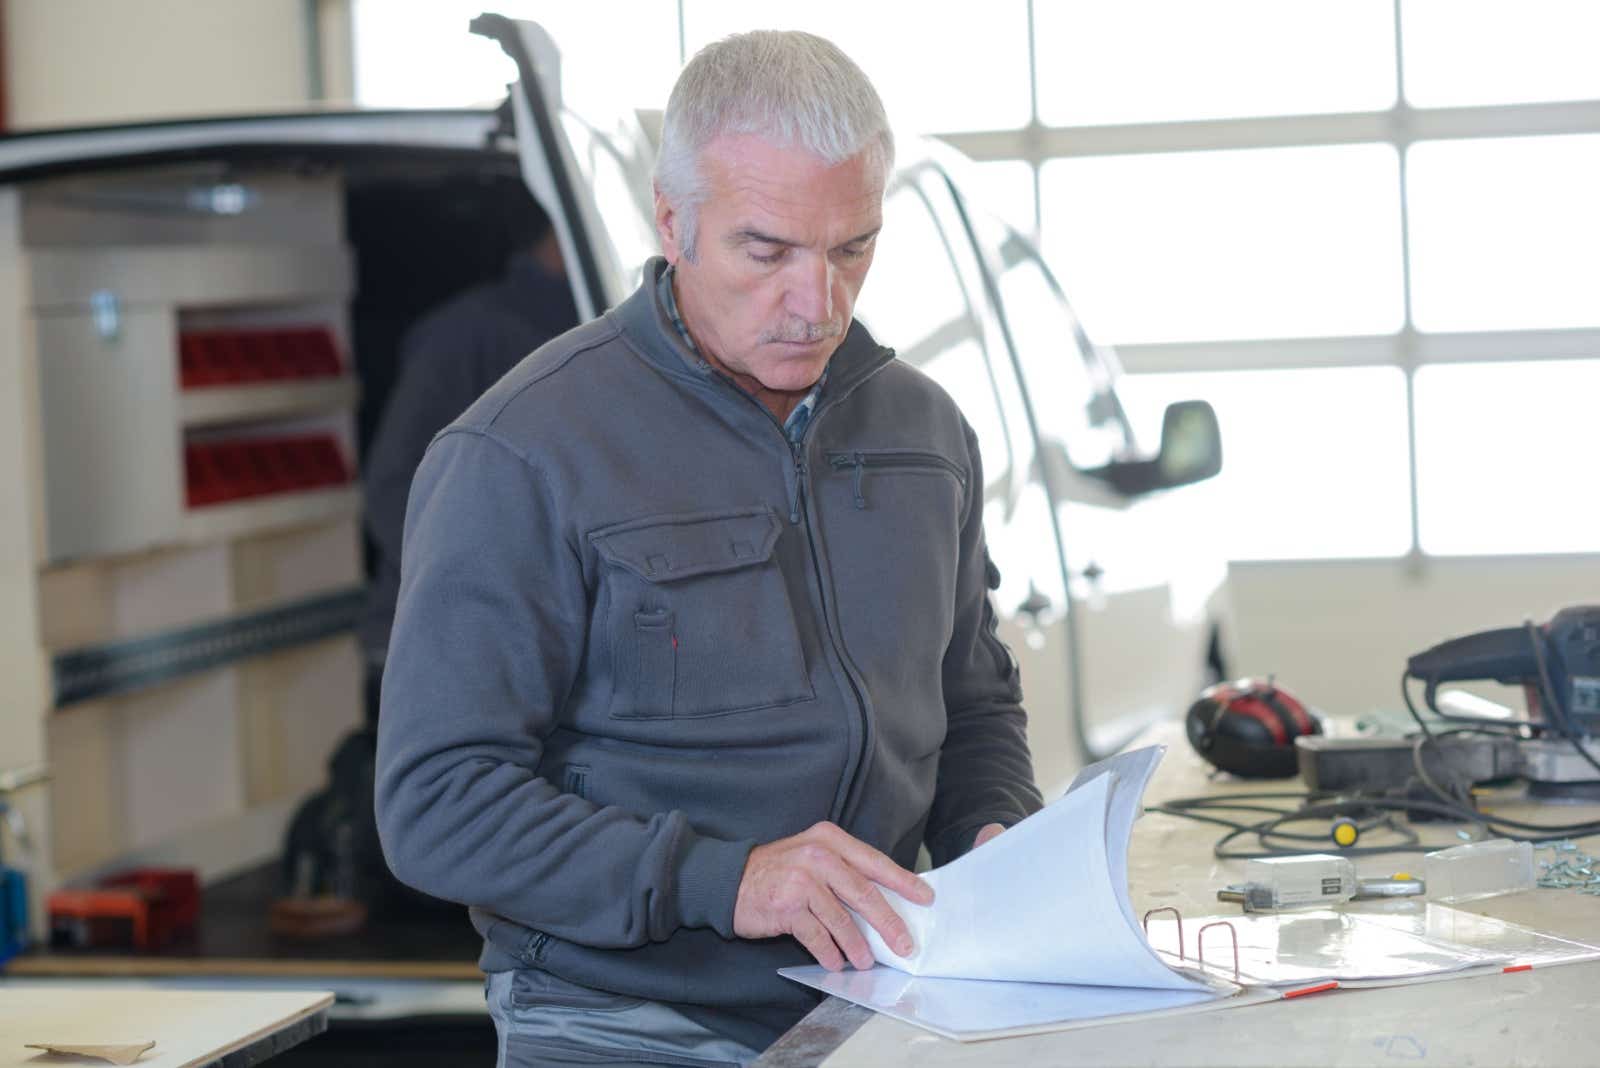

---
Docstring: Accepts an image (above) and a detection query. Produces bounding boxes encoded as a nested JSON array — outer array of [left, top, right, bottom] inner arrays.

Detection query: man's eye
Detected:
[[838, 244, 868, 260], [749, 247, 786, 265]]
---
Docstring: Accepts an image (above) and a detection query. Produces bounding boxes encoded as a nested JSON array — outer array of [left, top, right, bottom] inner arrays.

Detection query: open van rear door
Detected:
[[470, 14, 636, 321]]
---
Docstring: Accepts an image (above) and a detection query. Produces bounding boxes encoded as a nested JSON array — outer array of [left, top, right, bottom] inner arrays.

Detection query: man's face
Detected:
[[655, 134, 885, 394]]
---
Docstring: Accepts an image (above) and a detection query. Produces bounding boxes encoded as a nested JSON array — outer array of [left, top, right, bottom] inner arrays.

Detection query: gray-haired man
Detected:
[[376, 29, 1042, 1067]]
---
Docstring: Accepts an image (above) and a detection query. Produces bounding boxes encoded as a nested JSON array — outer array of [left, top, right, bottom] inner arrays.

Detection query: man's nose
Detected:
[[789, 255, 835, 324]]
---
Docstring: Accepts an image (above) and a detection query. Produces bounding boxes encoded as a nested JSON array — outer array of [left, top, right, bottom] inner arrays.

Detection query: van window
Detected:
[[858, 178, 1013, 492], [971, 212, 1131, 472]]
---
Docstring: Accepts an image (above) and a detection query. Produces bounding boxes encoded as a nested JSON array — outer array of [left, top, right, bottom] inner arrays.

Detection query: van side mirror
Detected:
[[1093, 399, 1222, 496]]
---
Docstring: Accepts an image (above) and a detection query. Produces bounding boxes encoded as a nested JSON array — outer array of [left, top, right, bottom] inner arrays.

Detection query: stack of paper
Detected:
[[780, 746, 1270, 1039]]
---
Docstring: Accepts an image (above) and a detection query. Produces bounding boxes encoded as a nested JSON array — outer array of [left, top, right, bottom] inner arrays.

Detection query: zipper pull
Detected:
[[825, 453, 869, 509]]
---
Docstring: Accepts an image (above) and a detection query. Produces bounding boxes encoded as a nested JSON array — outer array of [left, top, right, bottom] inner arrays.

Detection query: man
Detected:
[[376, 30, 1041, 1067]]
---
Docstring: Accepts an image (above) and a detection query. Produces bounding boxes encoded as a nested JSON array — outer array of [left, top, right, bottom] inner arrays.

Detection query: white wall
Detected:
[[2, 0, 352, 130], [1227, 556, 1600, 722]]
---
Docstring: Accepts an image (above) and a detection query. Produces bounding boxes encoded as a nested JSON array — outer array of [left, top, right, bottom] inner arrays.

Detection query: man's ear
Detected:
[[653, 185, 682, 267]]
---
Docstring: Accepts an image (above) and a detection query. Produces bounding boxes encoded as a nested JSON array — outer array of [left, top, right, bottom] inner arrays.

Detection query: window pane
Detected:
[[1416, 360, 1600, 555], [682, 0, 1031, 134], [1036, 0, 1396, 126], [964, 209, 1131, 471], [858, 183, 1013, 486], [1041, 145, 1404, 345], [353, 0, 680, 114], [1402, 0, 1600, 107], [1408, 135, 1600, 333], [1117, 368, 1412, 560], [966, 160, 1037, 239]]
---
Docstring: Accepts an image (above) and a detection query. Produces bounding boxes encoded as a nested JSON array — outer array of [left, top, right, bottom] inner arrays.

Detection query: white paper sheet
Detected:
[[778, 964, 1274, 1042], [850, 745, 1208, 990]]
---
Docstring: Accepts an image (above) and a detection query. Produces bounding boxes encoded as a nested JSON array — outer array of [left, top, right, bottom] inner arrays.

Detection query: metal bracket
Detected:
[[52, 586, 365, 708]]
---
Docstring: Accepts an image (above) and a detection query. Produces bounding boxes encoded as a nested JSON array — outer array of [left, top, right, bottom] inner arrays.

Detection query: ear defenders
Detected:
[[1185, 678, 1323, 779]]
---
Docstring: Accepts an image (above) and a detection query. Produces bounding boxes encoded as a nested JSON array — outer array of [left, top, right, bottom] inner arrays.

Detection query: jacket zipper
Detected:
[[703, 366, 884, 826], [825, 449, 969, 510]]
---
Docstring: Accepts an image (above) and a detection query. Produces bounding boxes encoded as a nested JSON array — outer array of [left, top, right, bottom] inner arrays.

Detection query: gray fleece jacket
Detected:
[[375, 257, 1042, 1044]]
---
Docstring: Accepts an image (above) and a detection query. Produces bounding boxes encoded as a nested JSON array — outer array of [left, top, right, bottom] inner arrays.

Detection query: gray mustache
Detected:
[[762, 320, 844, 344]]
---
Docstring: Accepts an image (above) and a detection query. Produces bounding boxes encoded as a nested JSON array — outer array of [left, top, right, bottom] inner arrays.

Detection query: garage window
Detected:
[[1035, 0, 1396, 126], [1415, 360, 1600, 556], [1040, 144, 1404, 346], [1117, 367, 1413, 560]]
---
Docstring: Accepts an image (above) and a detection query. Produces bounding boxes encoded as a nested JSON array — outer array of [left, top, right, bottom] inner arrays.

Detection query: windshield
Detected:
[[962, 199, 1134, 471]]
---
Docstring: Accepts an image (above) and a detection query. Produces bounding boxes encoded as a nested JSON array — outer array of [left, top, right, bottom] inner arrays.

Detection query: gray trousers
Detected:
[[485, 969, 764, 1068]]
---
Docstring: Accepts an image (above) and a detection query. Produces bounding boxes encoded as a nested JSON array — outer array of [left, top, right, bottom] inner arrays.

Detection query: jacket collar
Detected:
[[609, 257, 894, 402]]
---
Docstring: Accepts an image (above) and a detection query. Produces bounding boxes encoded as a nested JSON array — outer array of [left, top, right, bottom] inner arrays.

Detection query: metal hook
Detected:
[[1142, 906, 1185, 960], [1197, 920, 1241, 982]]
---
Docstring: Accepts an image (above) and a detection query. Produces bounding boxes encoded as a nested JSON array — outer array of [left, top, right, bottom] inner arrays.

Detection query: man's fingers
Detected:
[[838, 841, 934, 906], [837, 880, 913, 958], [811, 891, 876, 971], [791, 914, 846, 972]]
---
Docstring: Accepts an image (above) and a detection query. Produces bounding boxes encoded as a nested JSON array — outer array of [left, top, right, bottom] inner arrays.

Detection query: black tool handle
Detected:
[[1406, 625, 1535, 684]]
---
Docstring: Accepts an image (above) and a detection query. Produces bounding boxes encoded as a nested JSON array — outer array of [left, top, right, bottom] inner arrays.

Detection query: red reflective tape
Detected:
[[1503, 964, 1533, 973], [1283, 981, 1340, 999]]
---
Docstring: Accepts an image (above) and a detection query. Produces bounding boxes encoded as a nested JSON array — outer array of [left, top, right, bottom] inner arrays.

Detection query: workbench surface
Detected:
[[758, 721, 1600, 1067]]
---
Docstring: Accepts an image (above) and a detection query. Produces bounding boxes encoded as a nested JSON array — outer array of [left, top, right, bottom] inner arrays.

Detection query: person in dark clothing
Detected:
[[359, 224, 577, 675], [277, 207, 575, 917]]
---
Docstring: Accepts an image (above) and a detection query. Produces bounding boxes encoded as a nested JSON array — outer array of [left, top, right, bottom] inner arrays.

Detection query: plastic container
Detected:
[[1245, 853, 1358, 909], [1423, 839, 1535, 904]]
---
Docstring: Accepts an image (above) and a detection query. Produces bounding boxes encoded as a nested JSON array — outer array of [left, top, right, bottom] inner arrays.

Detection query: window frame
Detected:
[[932, 0, 1600, 561]]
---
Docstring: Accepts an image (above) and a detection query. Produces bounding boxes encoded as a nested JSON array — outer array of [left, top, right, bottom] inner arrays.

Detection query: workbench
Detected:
[[0, 985, 331, 1067], [758, 722, 1600, 1067]]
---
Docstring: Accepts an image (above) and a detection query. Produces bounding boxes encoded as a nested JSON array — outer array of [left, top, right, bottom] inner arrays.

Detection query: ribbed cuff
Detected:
[[672, 833, 757, 938]]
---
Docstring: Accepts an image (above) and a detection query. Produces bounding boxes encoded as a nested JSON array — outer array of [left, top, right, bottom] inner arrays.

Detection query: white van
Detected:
[[0, 15, 1223, 924]]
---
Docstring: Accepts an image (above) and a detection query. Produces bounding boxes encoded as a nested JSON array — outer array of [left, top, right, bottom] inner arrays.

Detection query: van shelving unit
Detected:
[[0, 164, 366, 937]]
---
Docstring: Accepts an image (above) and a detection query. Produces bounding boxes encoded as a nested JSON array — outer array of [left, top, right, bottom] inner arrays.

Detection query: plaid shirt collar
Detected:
[[660, 266, 827, 445]]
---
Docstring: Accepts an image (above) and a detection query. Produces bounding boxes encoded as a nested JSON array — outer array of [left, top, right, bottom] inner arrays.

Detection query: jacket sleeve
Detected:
[[374, 428, 754, 948], [923, 423, 1044, 866]]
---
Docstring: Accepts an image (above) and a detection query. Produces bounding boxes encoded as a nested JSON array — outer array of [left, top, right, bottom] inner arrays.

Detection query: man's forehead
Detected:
[[702, 134, 886, 225]]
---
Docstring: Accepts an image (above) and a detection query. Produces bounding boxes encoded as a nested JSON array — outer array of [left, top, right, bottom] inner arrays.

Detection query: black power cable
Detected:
[[1149, 782, 1600, 860], [1154, 617, 1600, 860]]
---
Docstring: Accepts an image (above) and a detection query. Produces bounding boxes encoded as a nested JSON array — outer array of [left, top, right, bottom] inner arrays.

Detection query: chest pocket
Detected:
[[590, 507, 814, 719]]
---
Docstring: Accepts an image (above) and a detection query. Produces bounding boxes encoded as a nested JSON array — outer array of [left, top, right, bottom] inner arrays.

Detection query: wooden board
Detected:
[[0, 986, 333, 1067]]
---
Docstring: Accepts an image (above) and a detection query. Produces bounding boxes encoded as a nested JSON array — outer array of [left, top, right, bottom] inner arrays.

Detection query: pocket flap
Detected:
[[590, 508, 780, 582]]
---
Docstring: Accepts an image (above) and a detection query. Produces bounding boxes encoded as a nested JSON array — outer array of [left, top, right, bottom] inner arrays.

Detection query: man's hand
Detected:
[[733, 821, 934, 972], [973, 822, 1007, 848]]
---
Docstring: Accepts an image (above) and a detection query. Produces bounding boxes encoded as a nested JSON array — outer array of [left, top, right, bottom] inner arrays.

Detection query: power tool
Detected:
[[1299, 606, 1600, 801]]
